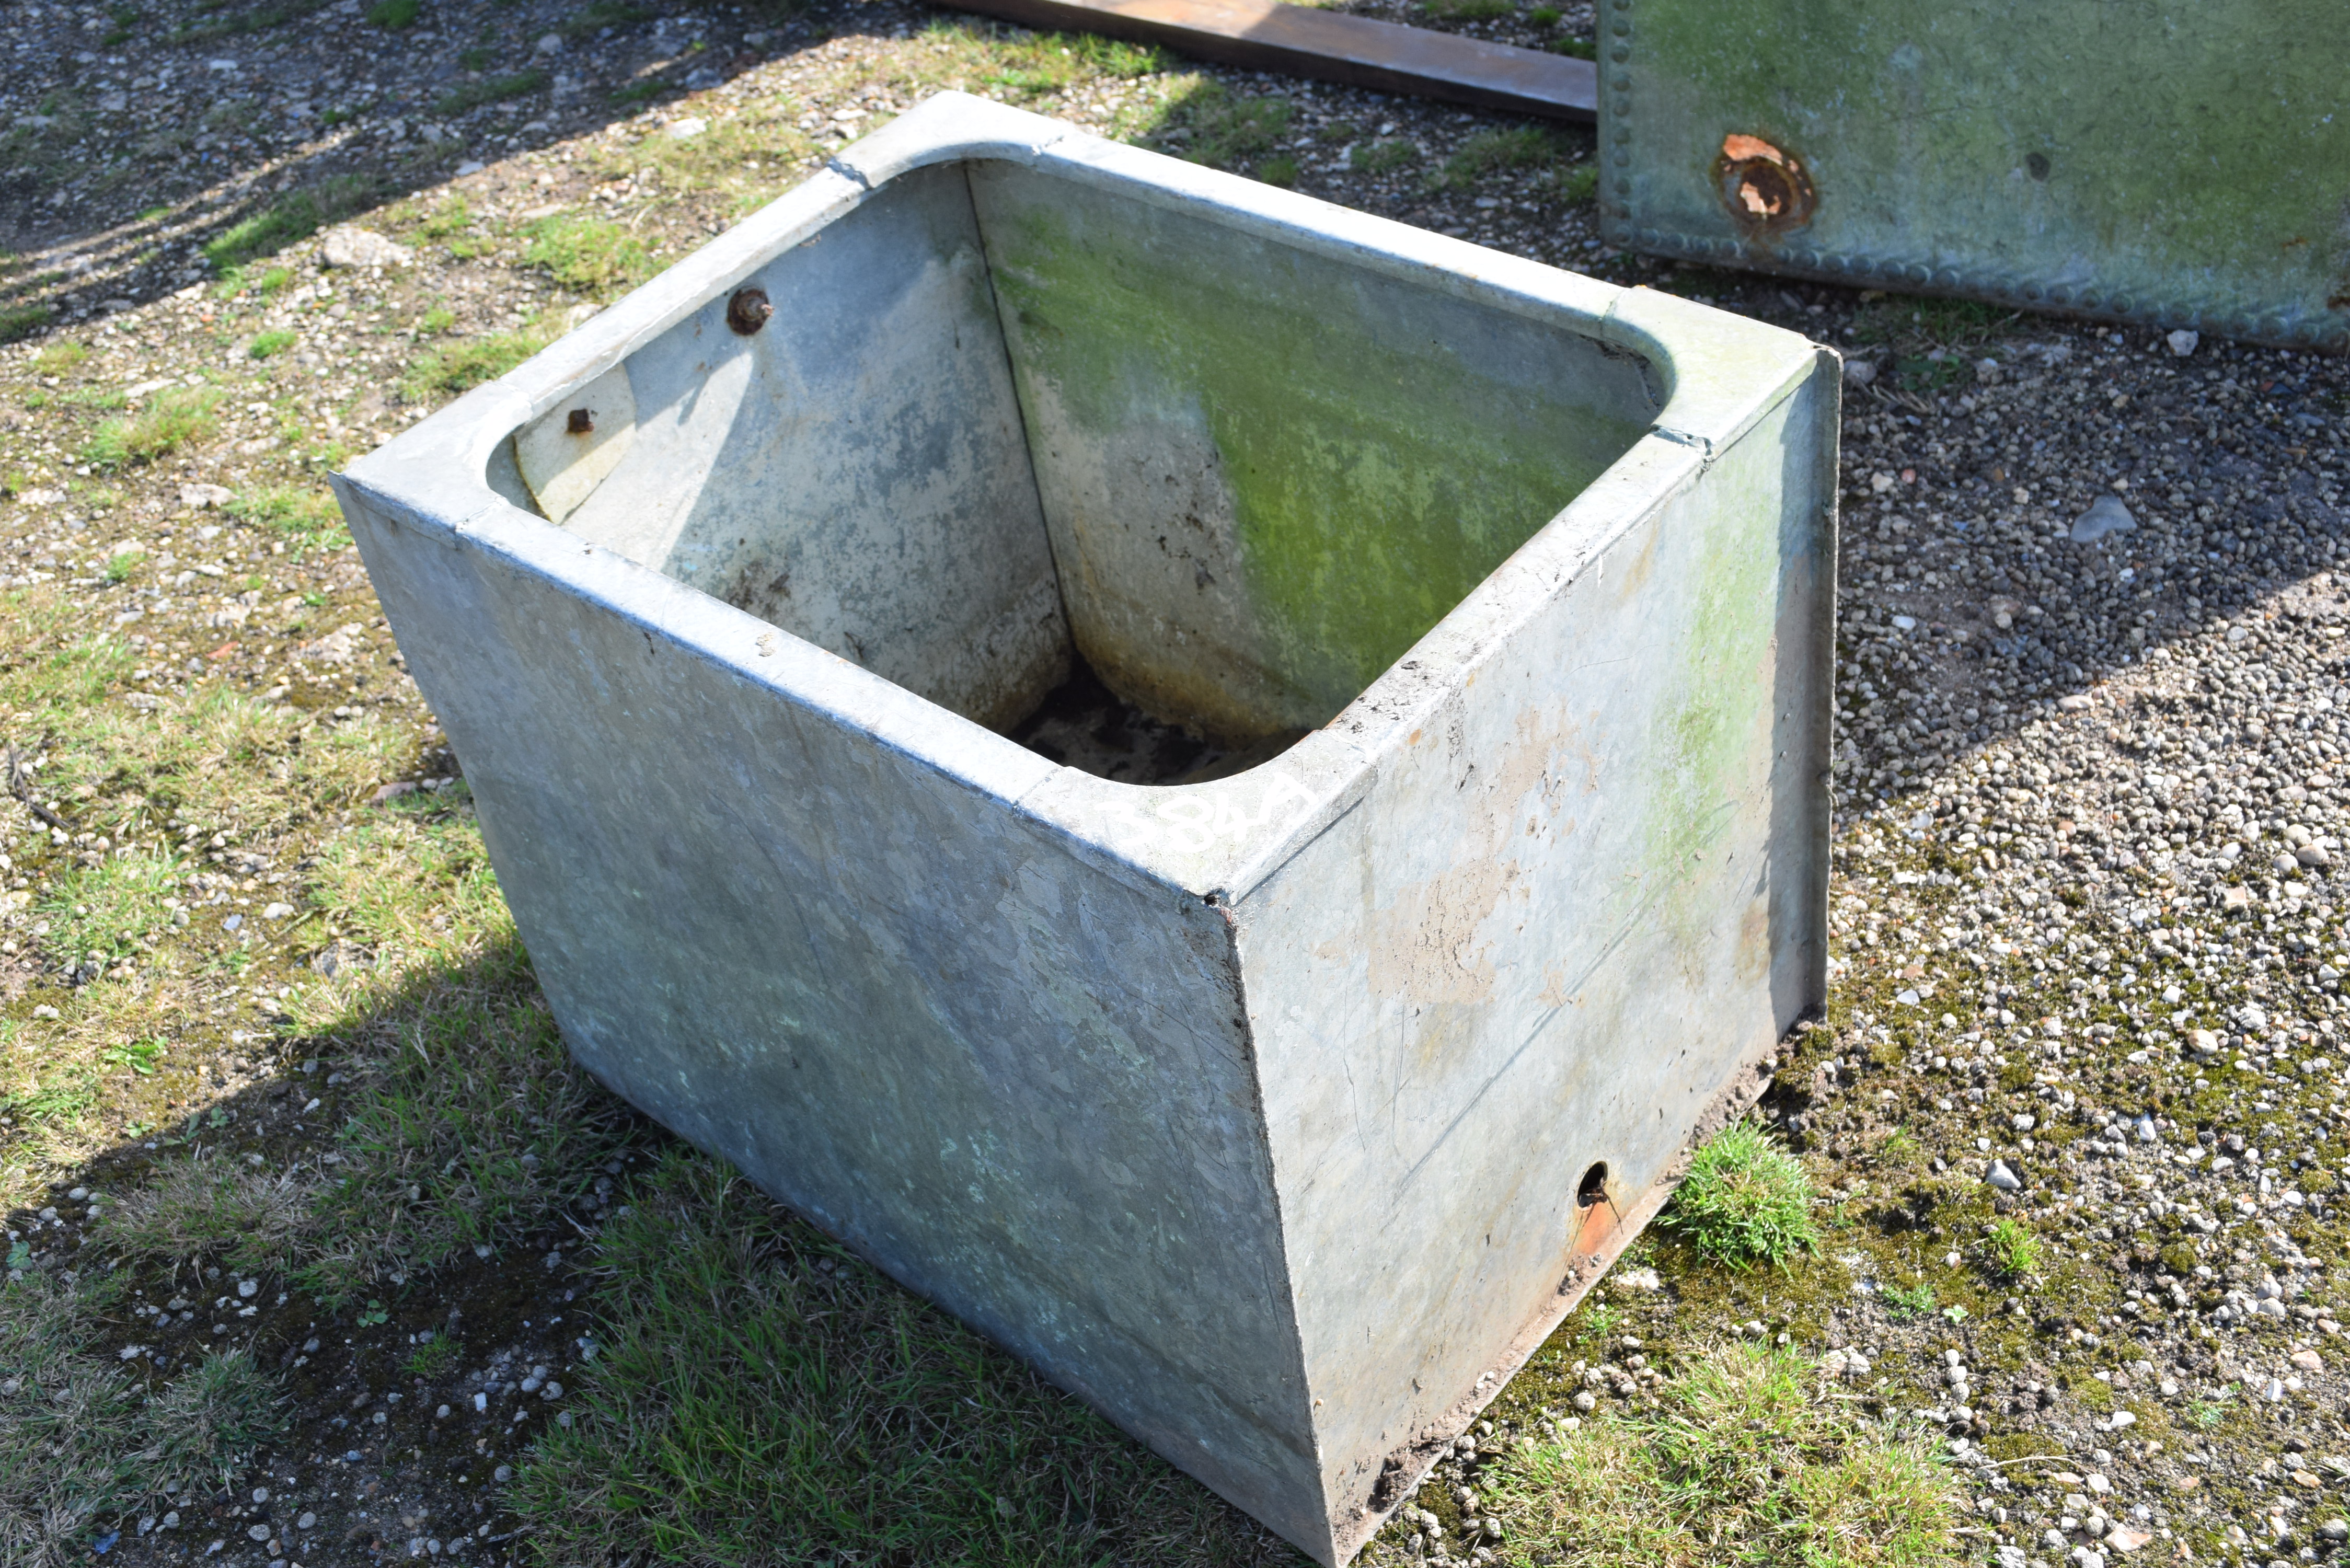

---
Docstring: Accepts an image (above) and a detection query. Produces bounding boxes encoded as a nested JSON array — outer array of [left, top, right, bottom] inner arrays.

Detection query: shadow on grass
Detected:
[[2, 927, 1301, 1566]]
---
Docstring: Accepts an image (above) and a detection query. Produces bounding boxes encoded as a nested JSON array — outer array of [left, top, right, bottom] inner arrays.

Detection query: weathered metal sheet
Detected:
[[935, 0, 1596, 122], [333, 94, 1835, 1564], [1596, 0, 2350, 351]]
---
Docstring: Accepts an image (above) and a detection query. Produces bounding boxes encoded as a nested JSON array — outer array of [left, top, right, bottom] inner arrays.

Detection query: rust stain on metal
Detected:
[[1715, 133, 1815, 239], [565, 407, 595, 435], [726, 286, 774, 336], [1571, 1159, 1623, 1257]]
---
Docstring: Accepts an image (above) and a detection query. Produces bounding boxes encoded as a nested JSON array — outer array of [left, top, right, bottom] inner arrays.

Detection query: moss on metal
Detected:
[[979, 186, 1653, 733]]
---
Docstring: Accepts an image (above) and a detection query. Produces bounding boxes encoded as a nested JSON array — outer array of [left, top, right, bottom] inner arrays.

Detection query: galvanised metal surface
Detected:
[[331, 93, 1836, 1564], [1595, 0, 2350, 352]]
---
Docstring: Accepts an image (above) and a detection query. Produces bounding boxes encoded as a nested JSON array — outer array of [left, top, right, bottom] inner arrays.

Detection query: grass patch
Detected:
[[1487, 1342, 1960, 1567], [99, 1150, 314, 1275], [83, 385, 224, 469], [37, 849, 188, 969], [1351, 137, 1418, 175], [1550, 35, 1595, 57], [248, 328, 297, 359], [1881, 1281, 1936, 1318], [202, 174, 377, 274], [561, 0, 655, 37], [1434, 125, 1570, 190], [1151, 80, 1290, 175], [0, 301, 52, 343], [1983, 1217, 2041, 1277], [1258, 155, 1298, 188], [1657, 1121, 1818, 1270], [1, 1269, 283, 1564], [225, 483, 345, 547], [914, 18, 1168, 107], [404, 328, 544, 398], [520, 214, 650, 294], [1421, 0, 1510, 18], [432, 68, 547, 118], [510, 1152, 1294, 1565], [366, 0, 418, 25], [405, 1334, 463, 1379], [28, 339, 86, 374]]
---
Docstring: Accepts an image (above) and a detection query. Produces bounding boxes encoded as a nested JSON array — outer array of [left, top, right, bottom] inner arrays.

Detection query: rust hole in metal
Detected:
[[1715, 133, 1814, 238], [726, 286, 774, 336], [1576, 1161, 1609, 1208], [565, 407, 595, 435]]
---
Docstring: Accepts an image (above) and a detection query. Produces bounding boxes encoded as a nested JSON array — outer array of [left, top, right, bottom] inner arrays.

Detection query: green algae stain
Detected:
[[973, 174, 1653, 731], [1633, 405, 1798, 941]]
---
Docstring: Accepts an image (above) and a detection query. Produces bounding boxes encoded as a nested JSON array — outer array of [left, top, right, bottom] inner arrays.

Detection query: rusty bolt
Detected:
[[726, 287, 773, 336], [565, 408, 594, 435]]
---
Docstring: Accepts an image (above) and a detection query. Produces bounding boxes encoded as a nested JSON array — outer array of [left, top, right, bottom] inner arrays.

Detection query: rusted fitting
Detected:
[[566, 408, 594, 435], [1714, 133, 1815, 237], [726, 286, 774, 336]]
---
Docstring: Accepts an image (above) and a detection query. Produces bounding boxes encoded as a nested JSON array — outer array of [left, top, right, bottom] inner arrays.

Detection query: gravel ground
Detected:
[[5, 0, 2350, 1563]]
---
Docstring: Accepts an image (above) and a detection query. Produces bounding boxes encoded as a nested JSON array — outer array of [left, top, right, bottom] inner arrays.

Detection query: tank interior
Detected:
[[490, 158, 1661, 783]]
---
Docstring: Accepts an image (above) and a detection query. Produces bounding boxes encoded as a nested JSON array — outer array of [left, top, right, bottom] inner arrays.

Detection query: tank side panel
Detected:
[[1235, 371, 1834, 1538], [563, 160, 1069, 731], [335, 492, 1324, 1550]]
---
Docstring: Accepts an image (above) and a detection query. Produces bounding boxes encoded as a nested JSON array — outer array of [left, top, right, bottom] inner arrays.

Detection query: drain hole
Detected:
[[1576, 1161, 1609, 1209]]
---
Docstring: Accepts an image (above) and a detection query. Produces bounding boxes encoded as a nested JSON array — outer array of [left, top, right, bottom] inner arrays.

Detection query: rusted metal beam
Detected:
[[934, 0, 1596, 123]]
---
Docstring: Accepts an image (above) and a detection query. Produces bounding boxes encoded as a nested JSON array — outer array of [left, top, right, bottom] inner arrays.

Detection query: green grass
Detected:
[[366, 0, 418, 25], [510, 1152, 1294, 1566], [225, 482, 344, 547], [520, 214, 650, 294], [1153, 81, 1291, 175], [202, 174, 378, 275], [560, 0, 655, 36], [83, 385, 224, 469], [1656, 1122, 1818, 1270], [248, 328, 297, 359], [1350, 137, 1418, 175], [36, 849, 188, 970], [1983, 1217, 2040, 1277], [1550, 35, 1595, 57], [0, 301, 52, 343], [432, 67, 546, 118], [3, 1070, 100, 1127], [404, 328, 545, 398], [1880, 1281, 1936, 1318], [28, 339, 88, 375], [1485, 1342, 1960, 1567], [1421, 0, 1510, 18], [1434, 125, 1570, 190], [1, 1269, 283, 1565], [1257, 155, 1298, 188], [417, 305, 455, 335], [99, 1150, 314, 1275], [1558, 164, 1599, 203], [405, 1334, 463, 1379]]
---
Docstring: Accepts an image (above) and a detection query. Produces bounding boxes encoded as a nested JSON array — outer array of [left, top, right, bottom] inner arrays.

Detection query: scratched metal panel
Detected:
[[1595, 0, 2350, 351]]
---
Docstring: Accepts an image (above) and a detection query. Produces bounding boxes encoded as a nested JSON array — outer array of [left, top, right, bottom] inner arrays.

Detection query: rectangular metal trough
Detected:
[[332, 92, 1837, 1565]]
